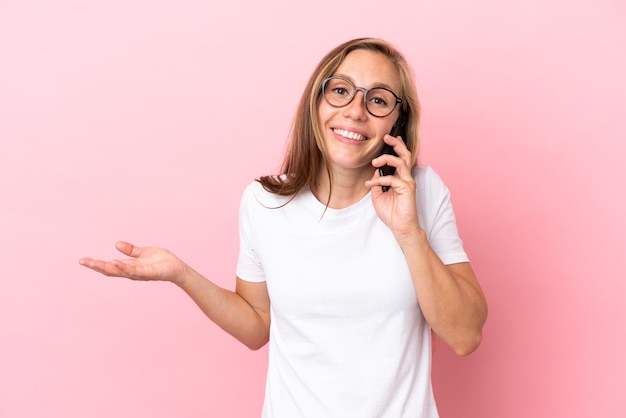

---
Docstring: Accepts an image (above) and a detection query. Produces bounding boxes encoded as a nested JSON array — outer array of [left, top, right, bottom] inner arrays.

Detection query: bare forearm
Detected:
[[174, 268, 270, 350], [397, 228, 488, 355]]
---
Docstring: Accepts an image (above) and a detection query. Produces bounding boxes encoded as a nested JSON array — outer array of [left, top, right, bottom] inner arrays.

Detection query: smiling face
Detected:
[[317, 49, 402, 181]]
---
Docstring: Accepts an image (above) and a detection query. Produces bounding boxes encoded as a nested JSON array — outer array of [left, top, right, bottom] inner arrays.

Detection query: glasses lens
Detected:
[[323, 77, 355, 107], [366, 88, 397, 117], [322, 77, 400, 117]]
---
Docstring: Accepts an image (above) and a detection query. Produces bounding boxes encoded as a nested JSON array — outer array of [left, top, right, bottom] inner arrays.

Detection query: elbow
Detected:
[[242, 332, 270, 351], [246, 339, 269, 351], [453, 301, 488, 356], [448, 327, 483, 357], [451, 331, 483, 356]]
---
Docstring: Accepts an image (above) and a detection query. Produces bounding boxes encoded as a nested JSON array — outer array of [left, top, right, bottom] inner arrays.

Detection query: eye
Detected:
[[328, 79, 353, 94], [332, 87, 350, 96], [324, 78, 355, 105], [367, 88, 394, 109], [369, 96, 388, 107]]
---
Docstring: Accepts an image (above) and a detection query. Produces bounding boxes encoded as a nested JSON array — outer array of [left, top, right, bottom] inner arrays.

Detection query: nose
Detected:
[[342, 89, 368, 120]]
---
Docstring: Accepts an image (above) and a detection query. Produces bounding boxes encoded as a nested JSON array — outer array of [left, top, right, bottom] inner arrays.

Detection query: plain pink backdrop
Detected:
[[1, 1, 624, 417]]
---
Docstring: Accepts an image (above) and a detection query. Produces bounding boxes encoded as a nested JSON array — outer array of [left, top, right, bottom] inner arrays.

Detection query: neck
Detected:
[[313, 163, 372, 209]]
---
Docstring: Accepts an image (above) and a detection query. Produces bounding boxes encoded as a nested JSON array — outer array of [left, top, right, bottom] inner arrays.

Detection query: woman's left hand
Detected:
[[366, 133, 419, 238]]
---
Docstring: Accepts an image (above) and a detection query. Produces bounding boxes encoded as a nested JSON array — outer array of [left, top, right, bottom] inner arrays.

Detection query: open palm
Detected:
[[79, 241, 188, 284]]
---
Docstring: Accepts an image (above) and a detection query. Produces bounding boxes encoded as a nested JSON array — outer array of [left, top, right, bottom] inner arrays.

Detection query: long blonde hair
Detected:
[[258, 38, 421, 198]]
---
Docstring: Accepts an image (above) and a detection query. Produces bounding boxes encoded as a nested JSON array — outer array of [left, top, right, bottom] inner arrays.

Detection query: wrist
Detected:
[[172, 263, 195, 288], [395, 225, 429, 254]]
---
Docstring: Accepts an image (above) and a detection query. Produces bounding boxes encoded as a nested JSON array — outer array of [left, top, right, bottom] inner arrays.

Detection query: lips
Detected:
[[332, 128, 368, 141]]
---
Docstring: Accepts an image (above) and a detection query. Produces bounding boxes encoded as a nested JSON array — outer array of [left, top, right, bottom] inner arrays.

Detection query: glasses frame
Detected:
[[321, 76, 402, 118]]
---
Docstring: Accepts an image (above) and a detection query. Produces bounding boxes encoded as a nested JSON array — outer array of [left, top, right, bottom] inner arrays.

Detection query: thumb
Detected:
[[115, 241, 141, 258]]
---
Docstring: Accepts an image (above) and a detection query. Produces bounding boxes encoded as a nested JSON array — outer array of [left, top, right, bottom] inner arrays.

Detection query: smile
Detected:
[[333, 128, 368, 141]]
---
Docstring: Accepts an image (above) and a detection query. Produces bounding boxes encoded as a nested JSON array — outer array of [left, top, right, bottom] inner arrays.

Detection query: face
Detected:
[[317, 49, 402, 178]]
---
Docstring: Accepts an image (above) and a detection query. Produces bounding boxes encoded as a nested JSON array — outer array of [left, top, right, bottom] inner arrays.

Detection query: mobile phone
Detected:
[[378, 118, 406, 192]]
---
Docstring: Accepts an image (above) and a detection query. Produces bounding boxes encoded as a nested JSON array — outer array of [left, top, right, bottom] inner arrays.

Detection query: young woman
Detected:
[[80, 38, 487, 418]]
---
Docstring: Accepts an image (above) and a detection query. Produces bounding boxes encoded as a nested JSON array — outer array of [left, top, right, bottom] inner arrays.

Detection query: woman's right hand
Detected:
[[79, 241, 189, 285]]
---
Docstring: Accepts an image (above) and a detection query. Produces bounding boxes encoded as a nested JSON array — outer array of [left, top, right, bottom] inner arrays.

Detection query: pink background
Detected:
[[1, 1, 624, 417]]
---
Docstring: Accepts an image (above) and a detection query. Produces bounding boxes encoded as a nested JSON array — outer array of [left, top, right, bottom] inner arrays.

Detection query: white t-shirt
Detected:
[[236, 166, 468, 418]]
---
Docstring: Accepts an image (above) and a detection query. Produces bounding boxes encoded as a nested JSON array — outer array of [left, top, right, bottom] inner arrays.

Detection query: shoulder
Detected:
[[413, 165, 449, 196], [413, 166, 468, 262], [413, 165, 456, 230], [239, 179, 300, 214]]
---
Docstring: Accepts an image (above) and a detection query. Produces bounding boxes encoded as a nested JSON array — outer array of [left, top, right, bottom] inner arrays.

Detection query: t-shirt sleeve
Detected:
[[235, 183, 267, 282], [418, 167, 469, 265]]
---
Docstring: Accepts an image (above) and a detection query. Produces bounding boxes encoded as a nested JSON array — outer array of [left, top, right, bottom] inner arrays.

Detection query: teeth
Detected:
[[333, 128, 367, 141]]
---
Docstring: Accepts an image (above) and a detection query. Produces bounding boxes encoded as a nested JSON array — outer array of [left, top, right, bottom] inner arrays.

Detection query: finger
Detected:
[[372, 175, 394, 192], [372, 153, 402, 171], [369, 160, 414, 191], [366, 168, 394, 191], [115, 241, 142, 258], [79, 258, 124, 277], [384, 133, 406, 150], [110, 259, 141, 278], [81, 257, 144, 279], [384, 134, 413, 166], [373, 151, 413, 183]]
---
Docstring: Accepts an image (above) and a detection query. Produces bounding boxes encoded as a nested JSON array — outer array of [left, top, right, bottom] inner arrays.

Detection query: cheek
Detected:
[[382, 119, 397, 136], [317, 101, 333, 127]]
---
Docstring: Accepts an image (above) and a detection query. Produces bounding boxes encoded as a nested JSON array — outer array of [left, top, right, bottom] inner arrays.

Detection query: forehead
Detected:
[[333, 49, 400, 92]]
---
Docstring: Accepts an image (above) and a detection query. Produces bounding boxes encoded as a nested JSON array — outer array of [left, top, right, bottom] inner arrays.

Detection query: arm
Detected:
[[394, 230, 487, 355], [79, 241, 270, 350], [177, 272, 271, 350], [367, 135, 487, 355]]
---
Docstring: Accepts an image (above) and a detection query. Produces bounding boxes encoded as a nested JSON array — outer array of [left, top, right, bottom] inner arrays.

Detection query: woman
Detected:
[[80, 38, 487, 417]]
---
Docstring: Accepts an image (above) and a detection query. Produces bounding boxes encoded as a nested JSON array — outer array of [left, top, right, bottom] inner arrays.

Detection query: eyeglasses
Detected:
[[321, 76, 402, 118]]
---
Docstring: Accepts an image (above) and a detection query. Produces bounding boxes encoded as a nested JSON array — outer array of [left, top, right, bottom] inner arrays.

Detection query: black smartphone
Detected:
[[378, 118, 406, 192]]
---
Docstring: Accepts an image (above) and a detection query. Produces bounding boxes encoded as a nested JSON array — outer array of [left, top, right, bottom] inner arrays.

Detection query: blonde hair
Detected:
[[258, 38, 421, 198]]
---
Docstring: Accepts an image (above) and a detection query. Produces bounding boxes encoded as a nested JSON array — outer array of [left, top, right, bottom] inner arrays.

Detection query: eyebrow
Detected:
[[332, 73, 397, 92]]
